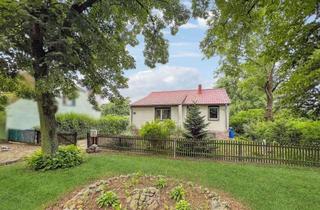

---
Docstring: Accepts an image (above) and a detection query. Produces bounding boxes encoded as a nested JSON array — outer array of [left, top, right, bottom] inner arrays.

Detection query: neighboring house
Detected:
[[5, 90, 101, 132], [130, 85, 231, 139]]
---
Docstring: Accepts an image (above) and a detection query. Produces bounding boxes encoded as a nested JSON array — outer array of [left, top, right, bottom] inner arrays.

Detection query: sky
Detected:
[[121, 2, 220, 102]]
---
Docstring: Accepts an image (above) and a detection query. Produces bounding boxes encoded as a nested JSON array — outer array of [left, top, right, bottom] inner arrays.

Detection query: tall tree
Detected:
[[0, 0, 189, 155], [101, 97, 130, 116], [193, 0, 320, 119]]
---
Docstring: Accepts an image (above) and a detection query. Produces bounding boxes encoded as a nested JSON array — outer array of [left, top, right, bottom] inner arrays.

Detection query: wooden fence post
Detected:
[[173, 139, 176, 159], [238, 141, 242, 161]]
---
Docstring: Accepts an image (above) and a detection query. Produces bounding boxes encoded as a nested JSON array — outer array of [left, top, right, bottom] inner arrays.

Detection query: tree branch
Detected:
[[71, 0, 99, 14]]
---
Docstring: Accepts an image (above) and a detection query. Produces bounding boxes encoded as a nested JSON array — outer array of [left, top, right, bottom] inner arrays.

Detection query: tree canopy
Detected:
[[0, 0, 190, 154], [194, 0, 320, 118], [101, 97, 130, 116]]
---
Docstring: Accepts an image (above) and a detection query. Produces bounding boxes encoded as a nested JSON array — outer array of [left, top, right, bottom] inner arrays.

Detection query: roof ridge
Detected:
[[150, 88, 225, 93]]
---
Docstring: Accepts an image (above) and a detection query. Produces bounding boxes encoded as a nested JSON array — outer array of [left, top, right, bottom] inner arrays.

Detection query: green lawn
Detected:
[[0, 153, 320, 210]]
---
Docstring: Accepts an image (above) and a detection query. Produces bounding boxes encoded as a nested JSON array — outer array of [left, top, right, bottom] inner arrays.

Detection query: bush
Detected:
[[97, 115, 129, 135], [175, 200, 191, 210], [170, 185, 186, 202], [96, 191, 121, 209], [56, 113, 95, 138], [246, 118, 320, 145], [56, 113, 129, 138], [26, 145, 84, 171], [230, 109, 264, 134], [139, 120, 176, 139]]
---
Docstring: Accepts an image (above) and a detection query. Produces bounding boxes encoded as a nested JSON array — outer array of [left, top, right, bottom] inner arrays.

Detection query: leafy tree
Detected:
[[280, 49, 320, 118], [101, 97, 130, 116], [183, 104, 208, 139], [194, 0, 320, 119], [0, 0, 189, 155]]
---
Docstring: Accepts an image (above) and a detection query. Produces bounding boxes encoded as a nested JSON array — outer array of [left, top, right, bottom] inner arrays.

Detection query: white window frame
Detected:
[[208, 106, 219, 121], [155, 107, 171, 120]]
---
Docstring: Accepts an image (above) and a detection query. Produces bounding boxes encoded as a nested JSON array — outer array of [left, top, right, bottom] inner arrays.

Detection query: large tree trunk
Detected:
[[37, 93, 58, 155], [264, 69, 274, 121], [31, 22, 58, 155]]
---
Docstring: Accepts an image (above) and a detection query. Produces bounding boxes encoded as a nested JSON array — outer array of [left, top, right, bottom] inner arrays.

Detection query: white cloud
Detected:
[[181, 18, 208, 30], [121, 66, 203, 101]]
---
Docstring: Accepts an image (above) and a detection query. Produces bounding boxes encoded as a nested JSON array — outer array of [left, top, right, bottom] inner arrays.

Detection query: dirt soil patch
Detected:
[[48, 174, 246, 210], [0, 142, 39, 165]]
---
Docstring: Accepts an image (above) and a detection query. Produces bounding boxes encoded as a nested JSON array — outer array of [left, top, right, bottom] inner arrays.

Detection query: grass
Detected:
[[0, 111, 5, 140], [0, 153, 320, 210]]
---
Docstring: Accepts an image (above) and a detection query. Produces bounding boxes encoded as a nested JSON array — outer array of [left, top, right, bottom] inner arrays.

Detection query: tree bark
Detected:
[[264, 68, 274, 121], [31, 22, 58, 155], [37, 93, 58, 155]]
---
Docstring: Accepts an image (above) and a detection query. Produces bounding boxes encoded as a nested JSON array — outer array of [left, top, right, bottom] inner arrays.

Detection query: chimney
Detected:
[[197, 84, 202, 94]]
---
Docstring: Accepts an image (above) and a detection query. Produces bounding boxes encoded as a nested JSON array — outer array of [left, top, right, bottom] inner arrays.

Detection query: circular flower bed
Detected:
[[49, 173, 245, 210]]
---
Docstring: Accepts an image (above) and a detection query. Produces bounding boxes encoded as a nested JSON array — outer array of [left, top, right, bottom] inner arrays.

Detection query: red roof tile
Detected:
[[131, 88, 230, 106]]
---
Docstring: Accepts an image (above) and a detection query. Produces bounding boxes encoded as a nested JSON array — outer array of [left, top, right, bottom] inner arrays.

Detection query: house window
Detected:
[[208, 106, 219, 120], [62, 96, 76, 106], [155, 107, 171, 120]]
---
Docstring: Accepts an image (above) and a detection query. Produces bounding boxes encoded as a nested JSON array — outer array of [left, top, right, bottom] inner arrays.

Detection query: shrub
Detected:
[[140, 120, 176, 139], [26, 145, 84, 171], [56, 112, 95, 138], [175, 200, 191, 210], [96, 191, 121, 209], [97, 115, 129, 135], [155, 177, 167, 189], [56, 113, 129, 138], [230, 109, 264, 134], [246, 118, 320, 145], [170, 185, 186, 201]]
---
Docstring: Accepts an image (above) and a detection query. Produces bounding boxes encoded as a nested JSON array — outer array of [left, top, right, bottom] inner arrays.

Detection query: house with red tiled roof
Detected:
[[130, 85, 231, 138]]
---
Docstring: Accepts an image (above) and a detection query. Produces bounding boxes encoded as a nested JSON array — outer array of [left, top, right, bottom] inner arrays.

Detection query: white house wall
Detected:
[[131, 105, 229, 133], [182, 105, 228, 132], [6, 91, 101, 131]]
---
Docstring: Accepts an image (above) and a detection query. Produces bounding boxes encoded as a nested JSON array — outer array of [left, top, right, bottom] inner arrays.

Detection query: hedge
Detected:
[[56, 113, 128, 138]]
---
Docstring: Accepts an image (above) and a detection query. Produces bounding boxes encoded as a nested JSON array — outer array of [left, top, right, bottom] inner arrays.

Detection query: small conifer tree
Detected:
[[183, 103, 209, 139]]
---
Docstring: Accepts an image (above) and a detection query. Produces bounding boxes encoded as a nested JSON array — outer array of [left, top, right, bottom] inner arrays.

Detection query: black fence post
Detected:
[[238, 141, 242, 161], [87, 132, 91, 148], [74, 132, 77, 145]]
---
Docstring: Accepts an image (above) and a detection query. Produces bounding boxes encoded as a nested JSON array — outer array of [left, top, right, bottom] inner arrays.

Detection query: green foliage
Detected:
[[230, 109, 264, 134], [183, 104, 208, 139], [97, 115, 129, 135], [0, 0, 190, 155], [170, 185, 186, 202], [280, 49, 320, 118], [246, 118, 320, 145], [155, 177, 167, 189], [175, 200, 191, 210], [101, 98, 130, 116], [126, 172, 142, 187], [26, 145, 84, 171], [197, 0, 319, 119], [216, 76, 265, 116], [56, 113, 128, 137], [96, 191, 121, 209], [139, 120, 176, 139], [56, 113, 96, 138]]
